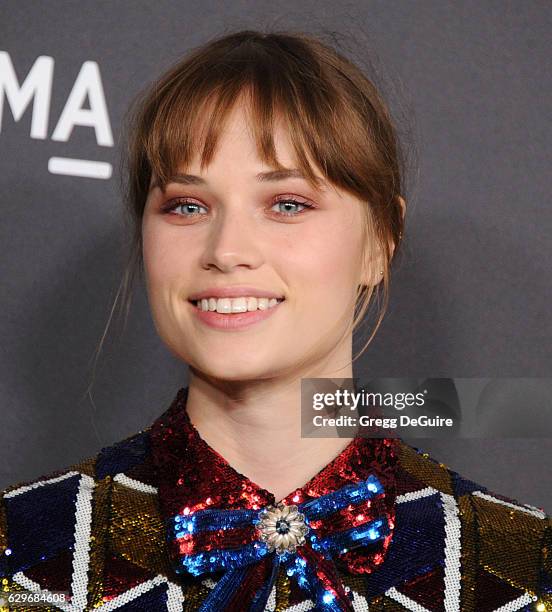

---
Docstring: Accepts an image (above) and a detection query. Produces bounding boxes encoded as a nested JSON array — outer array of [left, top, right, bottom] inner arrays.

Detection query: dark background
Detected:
[[1, 1, 550, 510]]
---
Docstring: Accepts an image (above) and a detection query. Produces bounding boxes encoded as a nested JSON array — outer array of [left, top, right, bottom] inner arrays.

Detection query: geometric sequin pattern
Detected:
[[0, 386, 549, 611]]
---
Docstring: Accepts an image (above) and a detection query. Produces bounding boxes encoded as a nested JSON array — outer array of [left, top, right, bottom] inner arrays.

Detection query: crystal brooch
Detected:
[[256, 502, 310, 554]]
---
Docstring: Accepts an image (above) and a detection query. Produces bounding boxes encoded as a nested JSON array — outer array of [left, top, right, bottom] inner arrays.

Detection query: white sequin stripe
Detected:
[[3, 471, 81, 498], [350, 589, 370, 611], [522, 502, 546, 513], [385, 587, 433, 611], [440, 492, 462, 611], [165, 579, 185, 612], [396, 486, 438, 504], [491, 593, 537, 611], [264, 582, 277, 611], [472, 491, 546, 519], [93, 574, 183, 611], [11, 572, 76, 611], [113, 473, 158, 494], [70, 474, 95, 610]]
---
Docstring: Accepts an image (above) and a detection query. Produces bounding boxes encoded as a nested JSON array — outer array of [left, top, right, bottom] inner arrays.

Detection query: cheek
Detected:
[[287, 221, 362, 298], [142, 221, 184, 286], [142, 222, 191, 340]]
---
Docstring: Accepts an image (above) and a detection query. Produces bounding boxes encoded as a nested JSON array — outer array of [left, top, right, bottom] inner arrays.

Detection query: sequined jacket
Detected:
[[0, 387, 550, 612]]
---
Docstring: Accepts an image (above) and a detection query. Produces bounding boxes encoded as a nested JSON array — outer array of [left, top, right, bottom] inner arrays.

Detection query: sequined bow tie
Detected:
[[167, 474, 390, 612]]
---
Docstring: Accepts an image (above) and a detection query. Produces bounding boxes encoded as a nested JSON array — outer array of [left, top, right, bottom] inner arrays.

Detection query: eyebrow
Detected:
[[149, 168, 327, 192]]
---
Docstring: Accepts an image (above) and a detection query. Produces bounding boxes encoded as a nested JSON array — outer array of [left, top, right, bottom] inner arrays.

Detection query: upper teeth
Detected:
[[195, 297, 283, 313]]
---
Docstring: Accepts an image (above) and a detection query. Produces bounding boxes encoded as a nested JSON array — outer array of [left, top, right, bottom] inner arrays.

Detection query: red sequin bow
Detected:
[[167, 474, 390, 611]]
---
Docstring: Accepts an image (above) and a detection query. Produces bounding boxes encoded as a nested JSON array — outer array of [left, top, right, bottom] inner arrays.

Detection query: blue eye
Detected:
[[271, 199, 313, 216], [163, 200, 208, 216]]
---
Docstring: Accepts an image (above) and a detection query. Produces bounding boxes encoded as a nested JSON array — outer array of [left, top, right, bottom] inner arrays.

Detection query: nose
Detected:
[[200, 206, 264, 273]]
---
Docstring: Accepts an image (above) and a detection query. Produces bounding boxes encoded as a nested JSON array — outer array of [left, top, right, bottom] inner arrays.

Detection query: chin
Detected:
[[189, 351, 293, 383], [194, 365, 273, 383]]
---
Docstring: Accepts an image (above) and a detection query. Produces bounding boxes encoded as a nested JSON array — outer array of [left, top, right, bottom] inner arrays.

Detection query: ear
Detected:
[[359, 248, 385, 288], [359, 196, 406, 288]]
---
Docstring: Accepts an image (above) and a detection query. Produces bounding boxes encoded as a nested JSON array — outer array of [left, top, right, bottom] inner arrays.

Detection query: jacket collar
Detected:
[[150, 386, 400, 578]]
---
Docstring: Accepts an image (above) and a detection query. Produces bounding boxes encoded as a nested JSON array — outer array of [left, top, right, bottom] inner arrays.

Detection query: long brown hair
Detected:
[[87, 29, 411, 393]]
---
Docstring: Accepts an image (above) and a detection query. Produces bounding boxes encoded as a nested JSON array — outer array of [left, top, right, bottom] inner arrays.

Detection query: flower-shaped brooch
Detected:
[[255, 502, 310, 554]]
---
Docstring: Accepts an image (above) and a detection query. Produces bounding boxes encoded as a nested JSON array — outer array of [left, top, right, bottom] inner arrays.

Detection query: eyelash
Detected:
[[161, 197, 314, 218]]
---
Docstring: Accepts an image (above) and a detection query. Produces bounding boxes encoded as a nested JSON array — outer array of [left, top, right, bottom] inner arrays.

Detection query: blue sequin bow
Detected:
[[167, 474, 390, 611]]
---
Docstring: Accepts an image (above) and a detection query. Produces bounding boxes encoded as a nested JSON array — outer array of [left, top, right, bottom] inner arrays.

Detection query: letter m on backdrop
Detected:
[[0, 51, 113, 145]]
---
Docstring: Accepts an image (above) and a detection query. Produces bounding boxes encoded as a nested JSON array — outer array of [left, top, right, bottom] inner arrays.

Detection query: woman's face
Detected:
[[142, 101, 372, 382]]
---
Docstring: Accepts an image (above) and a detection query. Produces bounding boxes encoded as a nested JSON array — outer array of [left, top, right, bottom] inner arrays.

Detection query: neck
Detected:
[[185, 360, 359, 503]]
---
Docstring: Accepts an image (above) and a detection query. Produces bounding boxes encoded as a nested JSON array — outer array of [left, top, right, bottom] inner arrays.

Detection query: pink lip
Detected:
[[189, 299, 284, 330], [188, 286, 284, 300]]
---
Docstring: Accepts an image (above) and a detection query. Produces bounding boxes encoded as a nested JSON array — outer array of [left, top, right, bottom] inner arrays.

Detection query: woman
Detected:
[[1, 30, 550, 612]]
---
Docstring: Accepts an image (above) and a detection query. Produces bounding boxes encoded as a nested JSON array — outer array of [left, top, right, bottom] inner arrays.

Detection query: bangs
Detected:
[[141, 34, 373, 198]]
